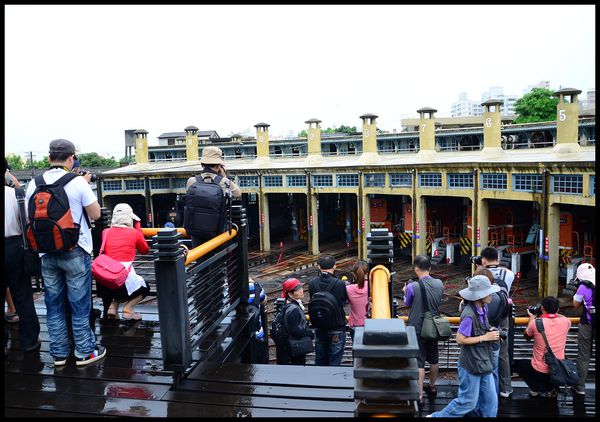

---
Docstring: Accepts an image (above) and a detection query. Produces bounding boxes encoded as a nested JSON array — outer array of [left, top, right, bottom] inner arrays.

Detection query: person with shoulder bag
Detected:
[[94, 203, 150, 321], [513, 296, 572, 398], [428, 275, 500, 417], [277, 278, 313, 365], [402, 254, 445, 409]]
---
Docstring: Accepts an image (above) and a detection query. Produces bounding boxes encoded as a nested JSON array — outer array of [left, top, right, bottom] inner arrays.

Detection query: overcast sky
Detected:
[[4, 4, 595, 160]]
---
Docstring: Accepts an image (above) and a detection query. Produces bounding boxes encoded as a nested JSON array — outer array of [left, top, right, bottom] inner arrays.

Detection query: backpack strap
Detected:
[[418, 279, 430, 313], [14, 187, 29, 249], [534, 318, 554, 357]]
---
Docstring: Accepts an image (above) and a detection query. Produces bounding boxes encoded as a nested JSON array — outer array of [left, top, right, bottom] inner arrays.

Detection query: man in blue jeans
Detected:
[[308, 255, 347, 366], [25, 139, 105, 367]]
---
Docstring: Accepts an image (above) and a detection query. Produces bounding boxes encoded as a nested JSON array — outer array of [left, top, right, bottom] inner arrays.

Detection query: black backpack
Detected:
[[308, 279, 343, 330], [271, 303, 291, 345], [488, 268, 510, 326], [26, 173, 84, 253], [183, 174, 230, 239]]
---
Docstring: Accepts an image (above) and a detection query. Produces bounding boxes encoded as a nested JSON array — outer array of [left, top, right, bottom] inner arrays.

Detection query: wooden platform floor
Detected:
[[4, 303, 596, 417]]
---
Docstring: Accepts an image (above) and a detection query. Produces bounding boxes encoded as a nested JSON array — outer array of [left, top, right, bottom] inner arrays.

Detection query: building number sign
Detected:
[[485, 118, 492, 128]]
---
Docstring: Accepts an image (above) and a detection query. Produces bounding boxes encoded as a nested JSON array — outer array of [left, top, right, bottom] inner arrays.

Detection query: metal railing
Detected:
[[152, 205, 256, 383]]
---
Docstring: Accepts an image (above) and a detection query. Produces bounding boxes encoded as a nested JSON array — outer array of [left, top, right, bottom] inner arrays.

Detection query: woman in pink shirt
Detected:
[[347, 260, 369, 342]]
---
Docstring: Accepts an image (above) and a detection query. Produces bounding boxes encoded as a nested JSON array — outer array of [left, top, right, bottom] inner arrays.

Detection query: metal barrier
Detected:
[[152, 205, 256, 384]]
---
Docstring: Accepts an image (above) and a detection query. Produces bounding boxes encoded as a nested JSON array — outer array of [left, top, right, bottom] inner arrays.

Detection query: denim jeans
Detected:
[[314, 328, 345, 366], [430, 364, 498, 417], [491, 341, 500, 395], [42, 247, 96, 359]]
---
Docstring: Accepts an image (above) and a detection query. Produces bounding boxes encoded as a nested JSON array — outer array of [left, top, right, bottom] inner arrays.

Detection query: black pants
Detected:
[[276, 342, 307, 365], [4, 236, 40, 350], [513, 359, 554, 392]]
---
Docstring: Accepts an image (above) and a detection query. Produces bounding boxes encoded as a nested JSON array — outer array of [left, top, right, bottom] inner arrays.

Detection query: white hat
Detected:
[[200, 146, 225, 165], [576, 263, 595, 286], [459, 275, 501, 301], [111, 203, 141, 227]]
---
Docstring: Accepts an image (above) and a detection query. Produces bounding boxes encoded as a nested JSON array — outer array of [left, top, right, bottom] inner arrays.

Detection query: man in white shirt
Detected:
[[4, 160, 40, 354], [25, 139, 105, 367]]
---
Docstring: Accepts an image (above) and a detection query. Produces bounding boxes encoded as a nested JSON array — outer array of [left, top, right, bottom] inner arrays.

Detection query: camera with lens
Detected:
[[470, 255, 483, 266], [490, 327, 508, 339], [78, 170, 97, 183], [528, 304, 543, 317]]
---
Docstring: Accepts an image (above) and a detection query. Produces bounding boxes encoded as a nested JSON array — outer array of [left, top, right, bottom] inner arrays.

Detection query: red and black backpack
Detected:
[[26, 173, 85, 253]]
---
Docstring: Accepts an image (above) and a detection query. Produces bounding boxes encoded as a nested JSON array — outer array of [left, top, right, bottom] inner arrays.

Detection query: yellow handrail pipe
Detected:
[[397, 316, 581, 325], [185, 227, 238, 266], [141, 227, 188, 237], [369, 265, 391, 319]]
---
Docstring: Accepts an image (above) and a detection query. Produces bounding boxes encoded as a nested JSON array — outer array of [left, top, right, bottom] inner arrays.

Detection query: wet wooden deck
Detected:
[[4, 302, 596, 417]]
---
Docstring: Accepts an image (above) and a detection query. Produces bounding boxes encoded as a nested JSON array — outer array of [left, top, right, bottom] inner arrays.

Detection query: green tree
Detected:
[[34, 156, 50, 169], [513, 88, 559, 124], [297, 129, 308, 137], [119, 156, 134, 166], [5, 154, 24, 170], [78, 152, 119, 168]]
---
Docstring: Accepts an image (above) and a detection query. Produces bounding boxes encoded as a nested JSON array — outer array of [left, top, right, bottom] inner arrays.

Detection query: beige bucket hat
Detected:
[[201, 146, 225, 165]]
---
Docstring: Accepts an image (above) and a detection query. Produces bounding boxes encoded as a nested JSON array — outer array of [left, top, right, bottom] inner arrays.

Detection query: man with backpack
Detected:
[[308, 255, 348, 366], [402, 254, 444, 410], [25, 139, 105, 367], [184, 146, 241, 248], [479, 247, 515, 398]]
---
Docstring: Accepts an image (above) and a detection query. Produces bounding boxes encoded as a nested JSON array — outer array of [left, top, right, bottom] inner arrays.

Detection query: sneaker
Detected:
[[425, 414, 433, 418], [75, 346, 106, 366], [4, 312, 19, 323], [53, 356, 68, 366], [499, 391, 512, 398], [529, 390, 539, 397], [571, 386, 586, 396]]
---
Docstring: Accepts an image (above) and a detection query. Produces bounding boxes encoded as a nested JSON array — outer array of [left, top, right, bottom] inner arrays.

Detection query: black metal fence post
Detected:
[[153, 228, 191, 380], [232, 205, 249, 312]]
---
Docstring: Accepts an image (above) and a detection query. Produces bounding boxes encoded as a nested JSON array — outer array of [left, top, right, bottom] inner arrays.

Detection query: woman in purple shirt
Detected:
[[572, 263, 595, 396]]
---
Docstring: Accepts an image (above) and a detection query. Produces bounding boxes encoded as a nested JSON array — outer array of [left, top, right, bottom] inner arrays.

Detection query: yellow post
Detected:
[[554, 88, 582, 153], [184, 125, 199, 161], [369, 265, 391, 319], [546, 203, 560, 297], [481, 99, 503, 151], [134, 129, 149, 164], [255, 122, 270, 159], [305, 118, 322, 156], [416, 107, 436, 152], [360, 113, 378, 154]]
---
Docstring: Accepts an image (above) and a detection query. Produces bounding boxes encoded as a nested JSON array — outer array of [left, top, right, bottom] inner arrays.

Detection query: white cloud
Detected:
[[5, 4, 595, 155]]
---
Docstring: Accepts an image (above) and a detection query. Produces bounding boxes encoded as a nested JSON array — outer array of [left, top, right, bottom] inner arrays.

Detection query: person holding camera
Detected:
[[572, 263, 595, 396], [512, 296, 571, 398], [427, 275, 500, 417], [402, 254, 444, 409], [473, 247, 515, 398]]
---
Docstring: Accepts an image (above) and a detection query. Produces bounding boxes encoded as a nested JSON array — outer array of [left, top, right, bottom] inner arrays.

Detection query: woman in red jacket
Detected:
[[97, 203, 150, 320]]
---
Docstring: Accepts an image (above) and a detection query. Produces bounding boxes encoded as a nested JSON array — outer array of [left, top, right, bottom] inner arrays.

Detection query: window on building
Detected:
[[287, 175, 307, 187], [337, 174, 359, 187], [591, 175, 595, 196], [481, 173, 507, 190], [238, 175, 259, 188], [513, 174, 542, 192], [419, 173, 442, 187], [313, 174, 333, 187], [552, 174, 583, 194], [171, 178, 188, 189], [150, 178, 170, 189], [448, 173, 474, 188], [364, 173, 386, 187], [390, 173, 412, 187], [263, 175, 283, 187], [125, 179, 145, 190], [102, 180, 122, 191]]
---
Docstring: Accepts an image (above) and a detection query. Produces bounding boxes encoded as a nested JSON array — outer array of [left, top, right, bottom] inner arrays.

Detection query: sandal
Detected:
[[121, 311, 142, 321], [424, 384, 438, 397], [5, 312, 20, 323]]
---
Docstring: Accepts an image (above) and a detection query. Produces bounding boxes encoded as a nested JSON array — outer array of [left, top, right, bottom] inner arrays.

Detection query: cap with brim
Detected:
[[112, 203, 141, 222], [49, 139, 76, 156], [281, 278, 304, 297], [459, 275, 501, 301]]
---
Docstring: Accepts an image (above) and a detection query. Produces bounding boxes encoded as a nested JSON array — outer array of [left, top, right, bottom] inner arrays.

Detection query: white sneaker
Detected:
[[529, 390, 539, 397], [499, 391, 512, 398], [425, 415, 433, 418]]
